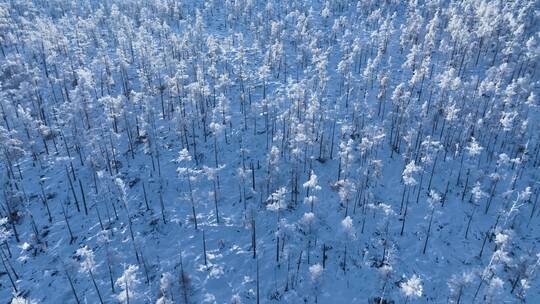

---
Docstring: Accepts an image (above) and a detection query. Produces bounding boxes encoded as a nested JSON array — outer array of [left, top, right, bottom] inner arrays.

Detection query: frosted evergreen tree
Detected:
[[115, 264, 141, 304], [400, 274, 423, 303]]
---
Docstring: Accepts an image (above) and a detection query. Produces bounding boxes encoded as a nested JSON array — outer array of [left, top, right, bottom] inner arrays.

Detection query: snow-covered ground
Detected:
[[0, 0, 539, 303]]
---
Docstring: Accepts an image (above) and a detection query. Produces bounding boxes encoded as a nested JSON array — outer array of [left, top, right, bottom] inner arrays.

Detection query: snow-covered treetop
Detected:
[[402, 160, 421, 186], [400, 274, 423, 298], [465, 137, 483, 157], [75, 245, 96, 273], [309, 263, 323, 282], [267, 187, 287, 211]]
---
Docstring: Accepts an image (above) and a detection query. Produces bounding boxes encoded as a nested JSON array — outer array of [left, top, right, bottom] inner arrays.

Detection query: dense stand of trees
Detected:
[[0, 0, 539, 303]]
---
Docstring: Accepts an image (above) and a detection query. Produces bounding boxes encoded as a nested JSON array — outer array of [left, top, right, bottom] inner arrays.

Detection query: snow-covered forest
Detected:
[[0, 0, 539, 303]]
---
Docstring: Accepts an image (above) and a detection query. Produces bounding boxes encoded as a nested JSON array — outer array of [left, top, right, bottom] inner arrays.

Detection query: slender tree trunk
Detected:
[[65, 269, 80, 304], [89, 269, 105, 304], [422, 208, 435, 254]]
